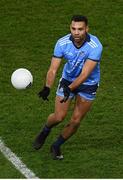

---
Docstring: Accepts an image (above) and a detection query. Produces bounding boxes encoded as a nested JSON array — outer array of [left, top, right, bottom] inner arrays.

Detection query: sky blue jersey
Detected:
[[53, 33, 103, 85]]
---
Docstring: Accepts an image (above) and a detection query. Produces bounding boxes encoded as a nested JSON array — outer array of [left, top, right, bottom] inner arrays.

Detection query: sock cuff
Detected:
[[59, 135, 66, 142], [43, 124, 51, 132]]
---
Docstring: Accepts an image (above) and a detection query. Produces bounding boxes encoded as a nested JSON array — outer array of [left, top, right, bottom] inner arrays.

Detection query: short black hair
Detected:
[[71, 15, 88, 25]]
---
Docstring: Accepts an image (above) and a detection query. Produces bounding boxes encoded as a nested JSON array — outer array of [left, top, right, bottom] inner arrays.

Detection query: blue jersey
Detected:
[[53, 33, 103, 85]]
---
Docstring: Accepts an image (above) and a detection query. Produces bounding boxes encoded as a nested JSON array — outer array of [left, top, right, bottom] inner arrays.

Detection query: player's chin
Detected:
[[74, 38, 81, 43]]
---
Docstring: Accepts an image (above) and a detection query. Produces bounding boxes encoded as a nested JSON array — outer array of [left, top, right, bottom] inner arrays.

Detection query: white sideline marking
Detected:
[[0, 138, 39, 179]]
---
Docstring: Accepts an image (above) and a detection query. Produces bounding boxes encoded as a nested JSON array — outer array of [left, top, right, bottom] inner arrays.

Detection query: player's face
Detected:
[[70, 21, 88, 43]]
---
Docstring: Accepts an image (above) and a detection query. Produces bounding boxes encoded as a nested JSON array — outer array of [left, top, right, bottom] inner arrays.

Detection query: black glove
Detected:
[[60, 84, 71, 103], [38, 86, 50, 101]]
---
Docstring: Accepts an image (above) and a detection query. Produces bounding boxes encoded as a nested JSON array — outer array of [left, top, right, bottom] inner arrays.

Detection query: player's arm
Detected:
[[69, 42, 103, 91], [39, 38, 63, 101], [46, 57, 61, 88], [38, 57, 61, 101], [69, 59, 97, 91]]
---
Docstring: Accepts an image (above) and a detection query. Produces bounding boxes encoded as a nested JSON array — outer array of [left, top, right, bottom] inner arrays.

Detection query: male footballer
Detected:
[[33, 15, 103, 160]]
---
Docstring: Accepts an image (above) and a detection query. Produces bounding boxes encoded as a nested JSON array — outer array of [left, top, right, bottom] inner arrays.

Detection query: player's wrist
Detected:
[[68, 85, 73, 92], [44, 86, 50, 90]]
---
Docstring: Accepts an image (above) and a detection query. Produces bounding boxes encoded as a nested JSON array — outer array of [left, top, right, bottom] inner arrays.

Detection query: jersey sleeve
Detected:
[[53, 40, 63, 58], [88, 45, 103, 62]]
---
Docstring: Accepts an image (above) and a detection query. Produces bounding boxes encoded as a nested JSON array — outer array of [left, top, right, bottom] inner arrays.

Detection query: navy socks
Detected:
[[53, 135, 66, 148], [43, 126, 66, 148], [42, 125, 51, 135]]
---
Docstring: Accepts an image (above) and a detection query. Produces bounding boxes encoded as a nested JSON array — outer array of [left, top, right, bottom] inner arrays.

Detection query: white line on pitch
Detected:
[[0, 137, 39, 179]]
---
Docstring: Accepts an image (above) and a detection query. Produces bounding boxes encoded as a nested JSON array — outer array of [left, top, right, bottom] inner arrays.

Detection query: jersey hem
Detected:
[[53, 55, 63, 58], [87, 58, 100, 62]]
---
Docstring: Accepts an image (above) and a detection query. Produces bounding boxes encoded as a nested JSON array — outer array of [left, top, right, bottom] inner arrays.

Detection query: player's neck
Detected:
[[74, 41, 84, 48]]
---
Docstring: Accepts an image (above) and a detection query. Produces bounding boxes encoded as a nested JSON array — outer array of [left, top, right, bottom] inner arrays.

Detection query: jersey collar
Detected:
[[69, 33, 90, 49]]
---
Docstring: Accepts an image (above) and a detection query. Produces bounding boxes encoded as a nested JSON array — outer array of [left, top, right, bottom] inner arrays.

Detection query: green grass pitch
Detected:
[[0, 0, 123, 178]]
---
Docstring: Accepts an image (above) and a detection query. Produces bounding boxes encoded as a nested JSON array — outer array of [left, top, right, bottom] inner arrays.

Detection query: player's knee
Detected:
[[55, 112, 66, 122], [70, 116, 81, 128]]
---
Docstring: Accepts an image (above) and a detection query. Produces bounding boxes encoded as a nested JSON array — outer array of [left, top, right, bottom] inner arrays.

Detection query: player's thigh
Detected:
[[54, 95, 71, 119], [71, 95, 93, 121]]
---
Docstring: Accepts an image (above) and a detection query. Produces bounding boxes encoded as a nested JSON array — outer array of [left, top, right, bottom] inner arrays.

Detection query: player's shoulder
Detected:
[[88, 33, 103, 50], [57, 34, 72, 46]]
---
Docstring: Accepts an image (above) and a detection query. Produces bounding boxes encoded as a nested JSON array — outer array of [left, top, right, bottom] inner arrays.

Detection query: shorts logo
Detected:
[[92, 92, 96, 95]]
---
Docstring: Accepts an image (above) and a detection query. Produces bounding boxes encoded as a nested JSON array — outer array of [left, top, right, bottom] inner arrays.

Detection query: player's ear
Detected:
[[86, 26, 89, 32]]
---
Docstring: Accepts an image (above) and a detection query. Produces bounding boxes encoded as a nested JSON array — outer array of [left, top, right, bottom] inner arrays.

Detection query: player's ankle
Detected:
[[53, 135, 66, 148]]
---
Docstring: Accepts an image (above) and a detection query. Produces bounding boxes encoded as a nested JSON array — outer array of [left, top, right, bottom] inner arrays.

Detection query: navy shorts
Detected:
[[56, 78, 99, 101]]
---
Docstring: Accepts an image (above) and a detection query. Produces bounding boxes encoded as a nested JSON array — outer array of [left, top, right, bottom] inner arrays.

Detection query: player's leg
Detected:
[[33, 95, 71, 150], [61, 95, 93, 139], [46, 95, 71, 127], [51, 95, 93, 159]]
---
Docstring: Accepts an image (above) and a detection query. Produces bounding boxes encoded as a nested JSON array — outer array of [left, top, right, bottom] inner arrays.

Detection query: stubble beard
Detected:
[[73, 36, 86, 47]]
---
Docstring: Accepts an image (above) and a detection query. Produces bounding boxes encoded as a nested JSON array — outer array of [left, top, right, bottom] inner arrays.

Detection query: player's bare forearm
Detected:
[[69, 59, 97, 91], [69, 72, 87, 91], [45, 57, 61, 88], [46, 69, 56, 88]]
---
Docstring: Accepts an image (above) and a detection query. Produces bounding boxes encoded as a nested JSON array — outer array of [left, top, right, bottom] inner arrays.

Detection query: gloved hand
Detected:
[[59, 84, 71, 103], [38, 86, 50, 101]]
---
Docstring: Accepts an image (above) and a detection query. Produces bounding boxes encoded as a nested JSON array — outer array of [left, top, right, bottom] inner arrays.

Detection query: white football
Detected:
[[11, 68, 33, 89]]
